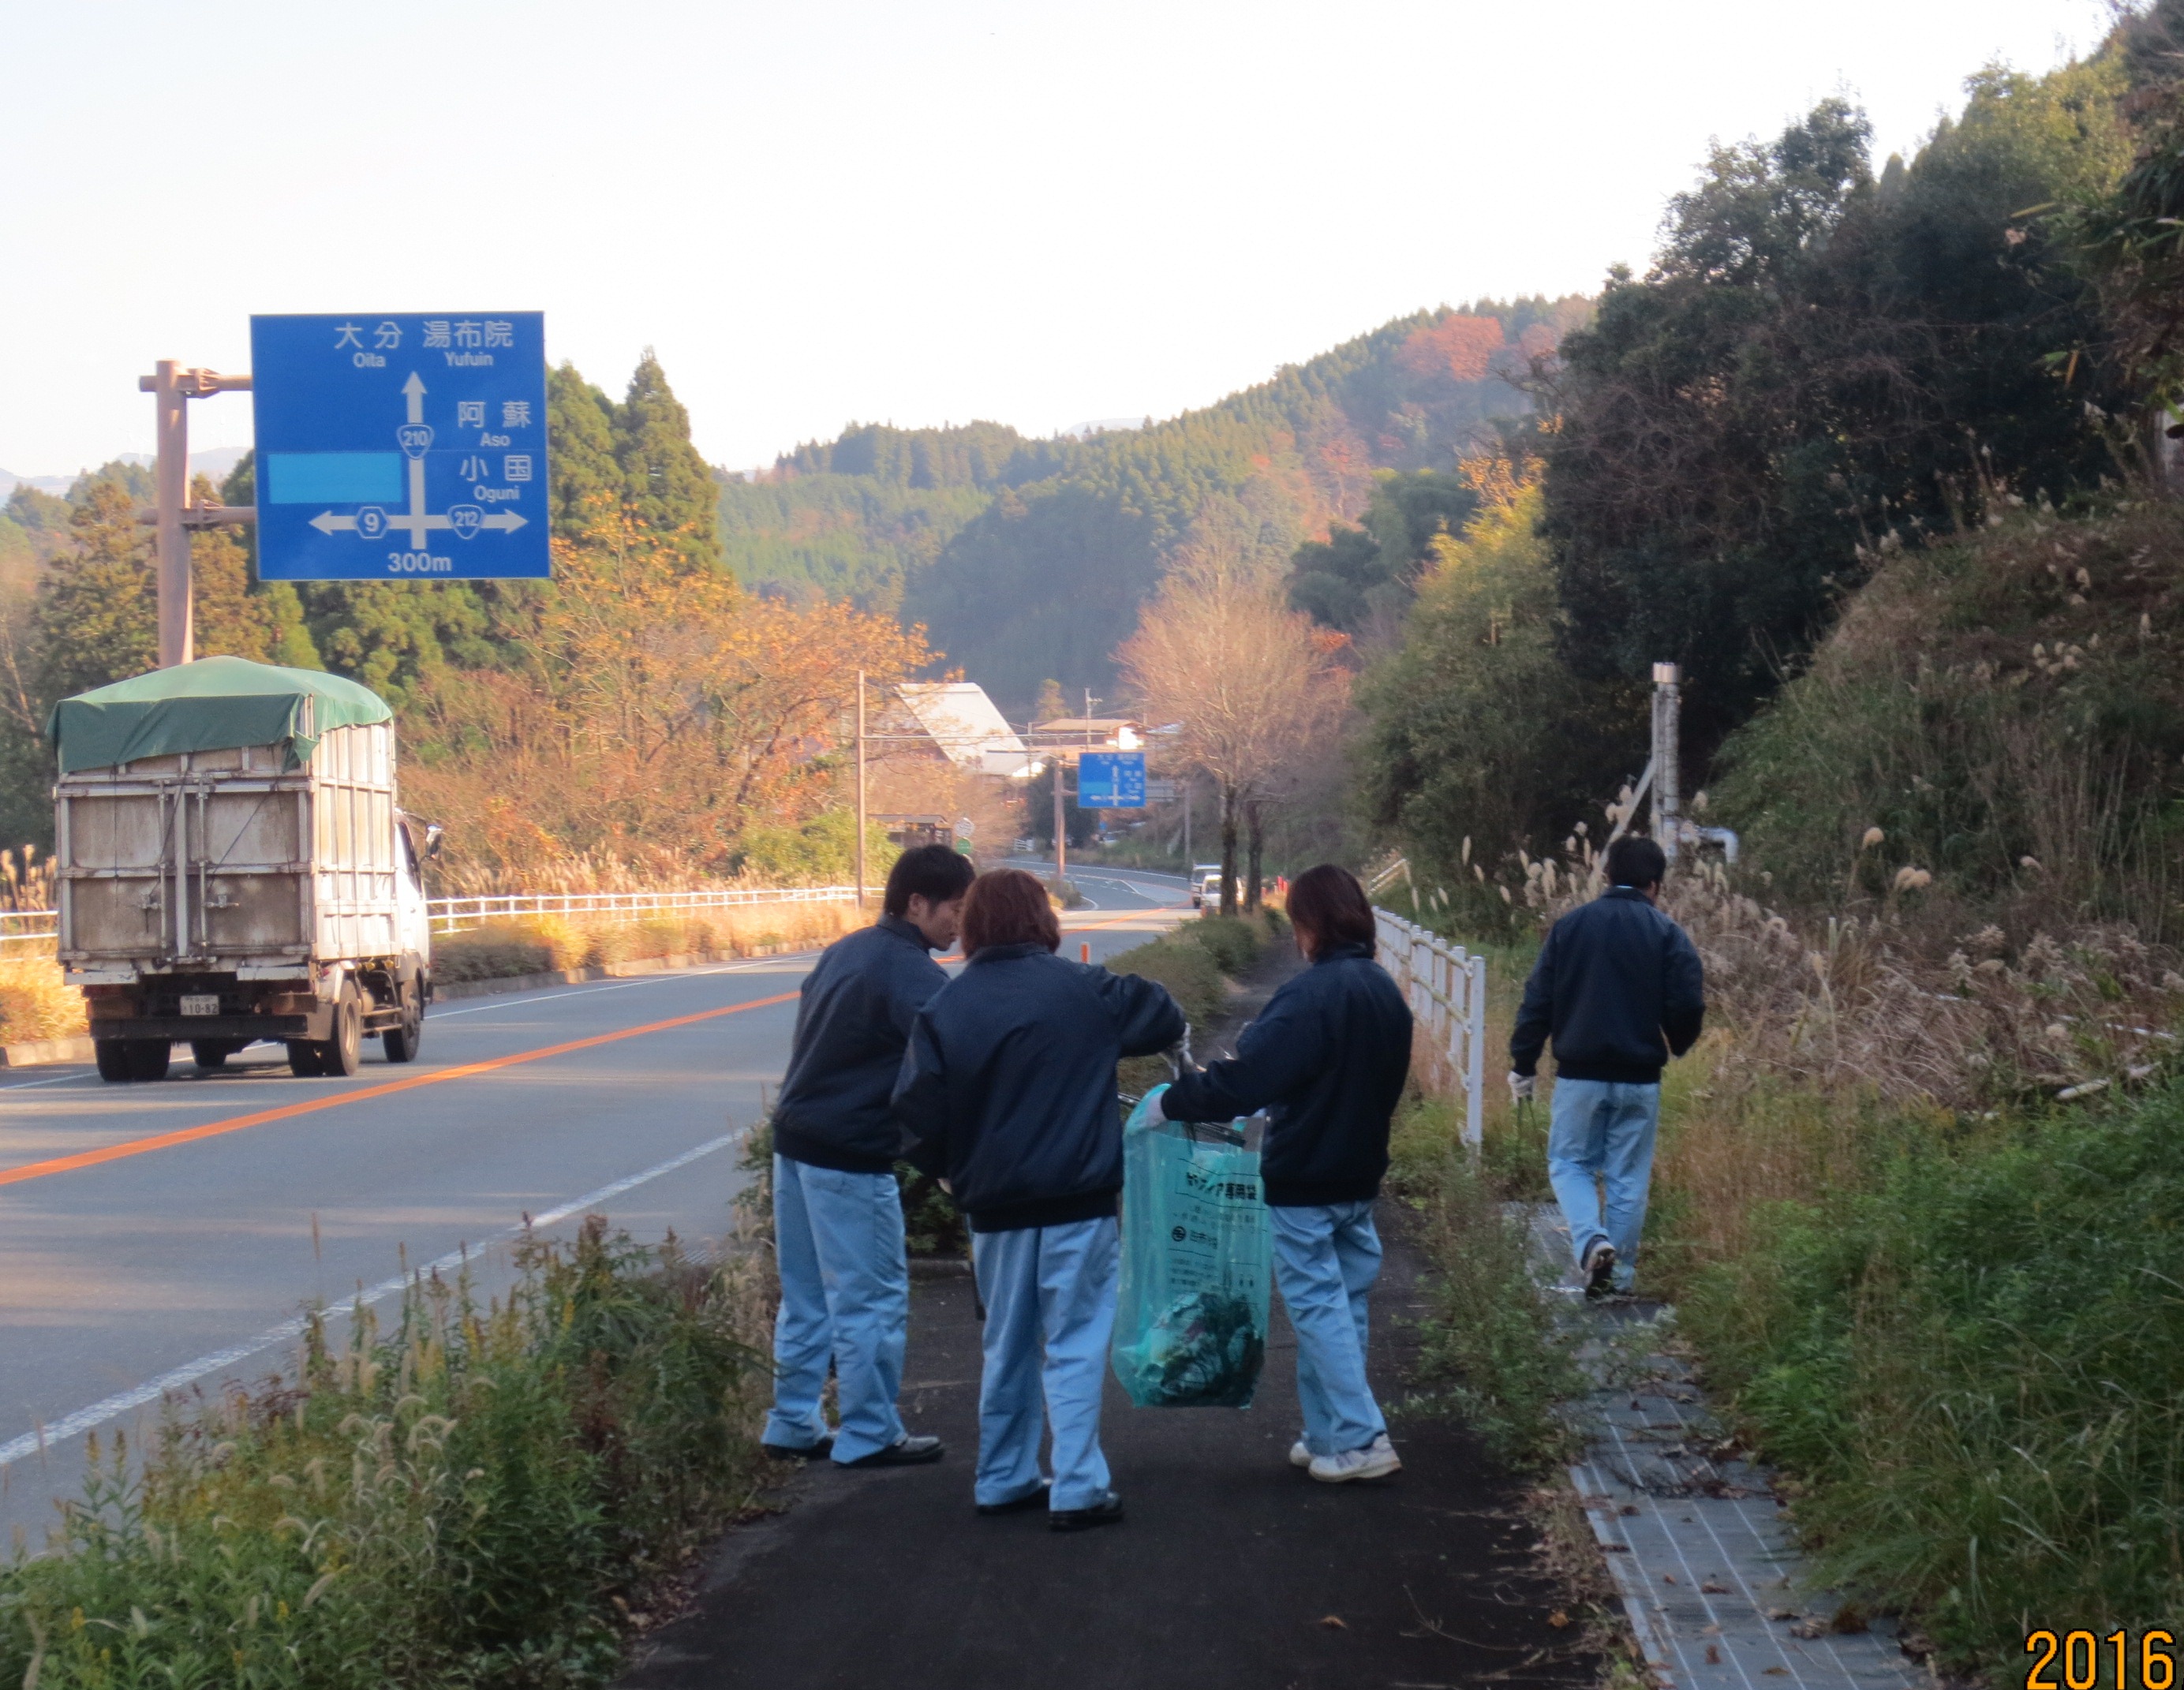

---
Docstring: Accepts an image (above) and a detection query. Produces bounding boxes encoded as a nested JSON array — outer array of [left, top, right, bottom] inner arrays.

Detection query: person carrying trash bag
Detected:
[[761, 843, 975, 1469], [892, 868, 1185, 1531], [1154, 863, 1412, 1483]]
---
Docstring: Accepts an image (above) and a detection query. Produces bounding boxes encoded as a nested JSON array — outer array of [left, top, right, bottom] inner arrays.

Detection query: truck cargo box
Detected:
[[48, 658, 432, 1080]]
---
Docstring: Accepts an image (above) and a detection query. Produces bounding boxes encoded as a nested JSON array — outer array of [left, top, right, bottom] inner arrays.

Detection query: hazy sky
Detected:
[[0, 0, 2114, 477]]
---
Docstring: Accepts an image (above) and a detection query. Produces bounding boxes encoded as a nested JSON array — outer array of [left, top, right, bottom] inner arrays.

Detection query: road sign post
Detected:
[[136, 361, 253, 667], [249, 313, 551, 581]]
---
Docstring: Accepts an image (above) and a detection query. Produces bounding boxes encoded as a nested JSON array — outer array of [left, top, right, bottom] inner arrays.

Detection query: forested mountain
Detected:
[[719, 298, 1588, 712]]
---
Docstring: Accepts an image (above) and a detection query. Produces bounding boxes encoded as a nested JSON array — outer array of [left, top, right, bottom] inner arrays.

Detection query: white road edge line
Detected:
[[0, 1127, 749, 1472]]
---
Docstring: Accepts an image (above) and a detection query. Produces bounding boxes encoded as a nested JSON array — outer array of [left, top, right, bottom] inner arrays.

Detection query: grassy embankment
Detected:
[[0, 1218, 775, 1690], [1395, 502, 2184, 1673]]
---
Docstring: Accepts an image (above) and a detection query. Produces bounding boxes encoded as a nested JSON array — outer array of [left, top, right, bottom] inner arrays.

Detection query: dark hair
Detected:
[[1285, 864, 1375, 955], [1605, 835, 1666, 890], [883, 843, 976, 918], [959, 868, 1061, 955]]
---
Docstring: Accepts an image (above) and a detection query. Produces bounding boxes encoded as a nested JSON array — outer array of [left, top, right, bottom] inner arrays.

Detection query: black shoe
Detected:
[[1049, 1490, 1124, 1532], [1582, 1239, 1618, 1299], [976, 1481, 1050, 1516], [839, 1434, 945, 1468], [761, 1436, 834, 1462]]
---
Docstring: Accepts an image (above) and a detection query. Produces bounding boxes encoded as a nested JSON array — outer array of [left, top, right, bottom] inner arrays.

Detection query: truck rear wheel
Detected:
[[124, 1039, 170, 1082], [286, 1040, 324, 1078], [95, 1039, 131, 1082], [319, 990, 362, 1078], [381, 976, 423, 1064]]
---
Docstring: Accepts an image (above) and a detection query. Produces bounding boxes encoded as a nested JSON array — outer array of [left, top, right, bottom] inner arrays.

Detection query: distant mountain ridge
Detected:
[[718, 299, 1588, 712]]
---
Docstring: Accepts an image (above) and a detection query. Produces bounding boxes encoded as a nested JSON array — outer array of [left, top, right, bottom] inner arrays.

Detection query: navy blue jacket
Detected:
[[772, 914, 948, 1174], [1161, 941, 1414, 1208], [892, 944, 1185, 1232], [1510, 888, 1706, 1084]]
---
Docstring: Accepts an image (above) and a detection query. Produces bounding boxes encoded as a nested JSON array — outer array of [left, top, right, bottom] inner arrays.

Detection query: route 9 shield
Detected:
[[249, 312, 552, 581]]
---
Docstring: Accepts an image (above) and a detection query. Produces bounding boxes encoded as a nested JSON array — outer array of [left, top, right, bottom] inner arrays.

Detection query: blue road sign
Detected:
[[1077, 751, 1147, 809], [249, 313, 551, 581]]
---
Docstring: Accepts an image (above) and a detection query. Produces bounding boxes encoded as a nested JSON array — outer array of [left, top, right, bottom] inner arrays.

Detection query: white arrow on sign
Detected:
[[307, 372, 529, 547]]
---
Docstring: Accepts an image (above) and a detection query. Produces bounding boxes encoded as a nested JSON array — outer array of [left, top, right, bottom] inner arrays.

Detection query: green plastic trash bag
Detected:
[[1111, 1083, 1271, 1409]]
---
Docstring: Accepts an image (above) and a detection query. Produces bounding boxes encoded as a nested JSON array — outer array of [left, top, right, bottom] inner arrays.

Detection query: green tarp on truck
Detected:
[[47, 656, 393, 775]]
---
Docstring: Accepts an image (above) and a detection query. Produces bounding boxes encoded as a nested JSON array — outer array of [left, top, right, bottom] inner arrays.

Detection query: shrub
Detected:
[[0, 1219, 767, 1689], [1684, 1086, 2184, 1666]]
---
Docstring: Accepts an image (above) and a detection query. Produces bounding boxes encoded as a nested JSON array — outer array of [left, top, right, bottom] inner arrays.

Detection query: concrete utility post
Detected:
[[1651, 662, 1682, 864], [1053, 750, 1067, 885], [855, 669, 867, 907], [139, 361, 254, 667]]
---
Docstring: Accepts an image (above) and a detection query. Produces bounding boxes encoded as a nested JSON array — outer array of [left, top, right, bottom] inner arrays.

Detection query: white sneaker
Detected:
[[1309, 1433, 1401, 1483], [1289, 1438, 1312, 1468]]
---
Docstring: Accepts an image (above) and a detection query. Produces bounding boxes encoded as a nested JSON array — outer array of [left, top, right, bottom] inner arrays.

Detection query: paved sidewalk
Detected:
[[621, 1231, 1596, 1690], [1532, 1212, 1924, 1690]]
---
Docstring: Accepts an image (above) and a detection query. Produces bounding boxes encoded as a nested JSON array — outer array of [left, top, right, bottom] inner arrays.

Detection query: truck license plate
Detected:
[[180, 994, 219, 1017]]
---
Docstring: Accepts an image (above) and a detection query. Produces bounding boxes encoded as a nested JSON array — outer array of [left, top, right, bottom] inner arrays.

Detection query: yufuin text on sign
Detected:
[[249, 313, 552, 581], [1077, 751, 1147, 809]]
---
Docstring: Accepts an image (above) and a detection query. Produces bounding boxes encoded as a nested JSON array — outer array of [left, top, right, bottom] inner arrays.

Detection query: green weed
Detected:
[[0, 1218, 767, 1690]]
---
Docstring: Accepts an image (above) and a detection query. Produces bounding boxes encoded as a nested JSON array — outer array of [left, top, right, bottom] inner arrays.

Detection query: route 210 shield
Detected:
[[249, 312, 552, 581]]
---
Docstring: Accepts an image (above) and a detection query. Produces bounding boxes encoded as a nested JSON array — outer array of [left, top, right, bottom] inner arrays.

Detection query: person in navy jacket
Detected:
[[1509, 833, 1705, 1299], [893, 868, 1184, 1531], [1156, 864, 1413, 1484], [762, 843, 974, 1468]]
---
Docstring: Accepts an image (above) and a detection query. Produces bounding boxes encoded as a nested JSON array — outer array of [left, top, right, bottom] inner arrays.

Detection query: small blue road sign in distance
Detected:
[[1077, 751, 1147, 809], [249, 312, 551, 581]]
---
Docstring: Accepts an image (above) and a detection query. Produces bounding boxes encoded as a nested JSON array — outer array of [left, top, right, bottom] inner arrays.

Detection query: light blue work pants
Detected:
[[1269, 1201, 1389, 1459], [764, 1154, 910, 1465], [970, 1216, 1120, 1512], [1546, 1078, 1661, 1292]]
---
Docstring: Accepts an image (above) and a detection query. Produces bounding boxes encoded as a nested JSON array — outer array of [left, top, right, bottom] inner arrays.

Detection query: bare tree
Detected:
[[1116, 562, 1348, 915]]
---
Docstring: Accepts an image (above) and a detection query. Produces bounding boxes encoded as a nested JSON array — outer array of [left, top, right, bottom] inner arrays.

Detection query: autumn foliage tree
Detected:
[[1116, 560, 1348, 913], [401, 498, 927, 886]]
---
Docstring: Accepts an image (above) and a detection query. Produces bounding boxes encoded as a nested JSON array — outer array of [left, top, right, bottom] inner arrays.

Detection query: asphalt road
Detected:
[[0, 871, 1187, 1549]]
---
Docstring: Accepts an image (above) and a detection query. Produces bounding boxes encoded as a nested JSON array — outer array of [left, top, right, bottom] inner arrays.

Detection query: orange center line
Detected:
[[1067, 903, 1187, 935], [0, 991, 802, 1191]]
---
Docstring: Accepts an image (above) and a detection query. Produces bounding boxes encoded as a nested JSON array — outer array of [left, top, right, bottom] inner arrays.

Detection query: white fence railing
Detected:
[[1374, 907, 1487, 1147], [426, 886, 858, 935], [0, 910, 57, 951]]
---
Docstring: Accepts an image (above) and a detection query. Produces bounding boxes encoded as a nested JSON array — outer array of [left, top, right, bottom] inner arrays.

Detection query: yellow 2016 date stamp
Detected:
[[2025, 1630, 2176, 1690]]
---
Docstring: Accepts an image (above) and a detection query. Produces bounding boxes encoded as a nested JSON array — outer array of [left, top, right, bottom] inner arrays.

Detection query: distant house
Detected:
[[1024, 716, 1143, 753]]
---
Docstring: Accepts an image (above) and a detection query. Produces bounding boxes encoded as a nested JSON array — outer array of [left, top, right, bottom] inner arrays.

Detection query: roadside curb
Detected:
[[0, 1035, 94, 1068], [433, 943, 812, 1003], [0, 944, 824, 1070]]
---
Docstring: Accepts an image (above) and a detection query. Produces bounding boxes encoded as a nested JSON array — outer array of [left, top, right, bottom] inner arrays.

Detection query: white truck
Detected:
[[50, 657, 435, 1082]]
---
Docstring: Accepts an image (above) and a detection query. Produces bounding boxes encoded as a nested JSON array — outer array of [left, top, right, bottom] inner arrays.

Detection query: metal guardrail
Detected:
[[426, 886, 858, 934], [0, 910, 58, 950], [1374, 907, 1487, 1147]]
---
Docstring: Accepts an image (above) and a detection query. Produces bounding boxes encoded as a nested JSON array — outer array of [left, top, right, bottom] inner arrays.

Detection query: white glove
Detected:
[[1507, 1071, 1537, 1104], [1142, 1084, 1170, 1125]]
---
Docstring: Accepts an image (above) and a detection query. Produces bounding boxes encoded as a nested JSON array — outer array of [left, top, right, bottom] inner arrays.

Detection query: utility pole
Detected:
[[1651, 662, 1681, 865], [1053, 751, 1067, 885], [855, 669, 868, 907], [138, 361, 254, 668], [1181, 778, 1191, 869]]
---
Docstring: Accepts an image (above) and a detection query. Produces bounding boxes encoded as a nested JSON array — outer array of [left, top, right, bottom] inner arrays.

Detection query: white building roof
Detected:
[[893, 682, 1032, 773]]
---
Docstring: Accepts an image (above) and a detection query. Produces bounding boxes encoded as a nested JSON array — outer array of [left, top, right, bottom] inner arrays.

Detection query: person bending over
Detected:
[[1154, 864, 1413, 1484], [1509, 834, 1706, 1299], [761, 843, 975, 1468], [892, 868, 1184, 1531]]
